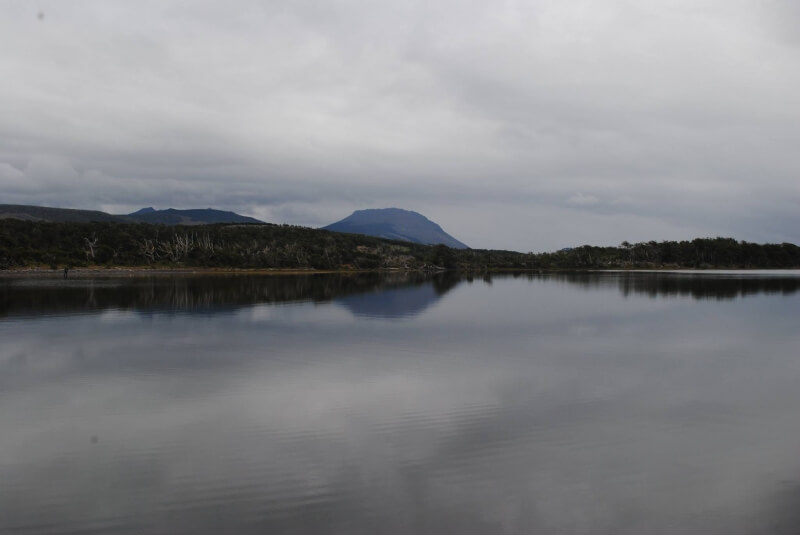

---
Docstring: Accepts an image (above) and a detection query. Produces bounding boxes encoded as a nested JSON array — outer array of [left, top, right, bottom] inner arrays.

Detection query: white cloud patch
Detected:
[[567, 193, 600, 207], [0, 162, 30, 194]]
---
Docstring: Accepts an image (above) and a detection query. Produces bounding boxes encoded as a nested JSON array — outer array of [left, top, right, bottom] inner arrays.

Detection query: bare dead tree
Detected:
[[138, 239, 158, 263], [84, 234, 98, 262], [173, 233, 193, 258], [157, 240, 178, 262], [197, 233, 215, 252]]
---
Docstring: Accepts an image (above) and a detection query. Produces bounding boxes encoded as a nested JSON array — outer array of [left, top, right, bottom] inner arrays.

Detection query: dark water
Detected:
[[2, 271, 800, 534]]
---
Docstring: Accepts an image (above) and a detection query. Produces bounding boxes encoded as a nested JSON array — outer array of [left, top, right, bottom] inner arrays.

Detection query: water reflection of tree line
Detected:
[[508, 272, 800, 300], [1, 271, 797, 318], [0, 272, 463, 318]]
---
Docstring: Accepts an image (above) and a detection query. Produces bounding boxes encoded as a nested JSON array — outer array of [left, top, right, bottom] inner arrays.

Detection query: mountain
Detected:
[[0, 204, 263, 225], [323, 208, 469, 249], [126, 208, 262, 225]]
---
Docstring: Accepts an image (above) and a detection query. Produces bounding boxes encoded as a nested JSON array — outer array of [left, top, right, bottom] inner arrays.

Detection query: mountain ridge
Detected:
[[0, 204, 263, 225], [126, 207, 262, 225]]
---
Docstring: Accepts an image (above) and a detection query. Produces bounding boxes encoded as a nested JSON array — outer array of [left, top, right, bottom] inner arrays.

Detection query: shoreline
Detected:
[[2, 266, 799, 278], [0, 266, 364, 278]]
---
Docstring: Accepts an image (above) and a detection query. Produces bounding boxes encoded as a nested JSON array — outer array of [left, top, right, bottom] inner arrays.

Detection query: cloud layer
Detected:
[[2, 0, 798, 250]]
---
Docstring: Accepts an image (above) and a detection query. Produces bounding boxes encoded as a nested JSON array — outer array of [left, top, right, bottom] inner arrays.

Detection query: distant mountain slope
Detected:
[[129, 207, 156, 216], [126, 208, 263, 225], [323, 208, 469, 249], [0, 204, 121, 223], [0, 204, 263, 225]]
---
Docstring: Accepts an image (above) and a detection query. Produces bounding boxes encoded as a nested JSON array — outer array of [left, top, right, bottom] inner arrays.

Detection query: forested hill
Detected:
[[0, 204, 122, 223], [0, 219, 798, 271]]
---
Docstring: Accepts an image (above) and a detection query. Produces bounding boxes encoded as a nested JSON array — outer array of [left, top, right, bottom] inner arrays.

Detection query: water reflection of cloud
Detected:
[[6, 328, 800, 534]]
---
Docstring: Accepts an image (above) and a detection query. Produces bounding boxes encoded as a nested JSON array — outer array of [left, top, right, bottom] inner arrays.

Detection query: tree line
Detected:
[[0, 220, 798, 271]]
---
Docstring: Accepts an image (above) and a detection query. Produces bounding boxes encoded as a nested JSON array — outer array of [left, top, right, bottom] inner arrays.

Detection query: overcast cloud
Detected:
[[1, 0, 798, 250]]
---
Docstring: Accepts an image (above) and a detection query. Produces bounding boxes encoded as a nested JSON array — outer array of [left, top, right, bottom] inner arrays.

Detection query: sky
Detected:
[[1, 0, 799, 251]]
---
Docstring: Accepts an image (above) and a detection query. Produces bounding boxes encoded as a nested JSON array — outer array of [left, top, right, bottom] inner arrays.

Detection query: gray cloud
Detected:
[[1, 0, 798, 250]]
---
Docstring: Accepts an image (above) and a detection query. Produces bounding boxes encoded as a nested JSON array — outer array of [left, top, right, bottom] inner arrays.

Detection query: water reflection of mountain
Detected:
[[336, 273, 461, 318], [0, 272, 461, 319], [502, 271, 800, 300]]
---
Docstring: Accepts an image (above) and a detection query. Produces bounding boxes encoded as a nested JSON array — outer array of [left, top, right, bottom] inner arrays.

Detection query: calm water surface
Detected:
[[2, 271, 800, 534]]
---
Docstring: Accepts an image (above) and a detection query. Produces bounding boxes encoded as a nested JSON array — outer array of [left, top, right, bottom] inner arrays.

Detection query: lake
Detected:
[[2, 271, 800, 534]]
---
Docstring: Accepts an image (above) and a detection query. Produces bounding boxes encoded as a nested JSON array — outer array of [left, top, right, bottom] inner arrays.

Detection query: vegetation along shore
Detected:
[[1, 219, 798, 272]]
